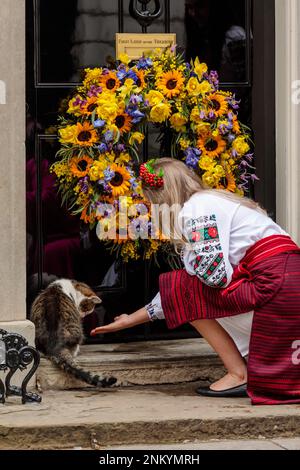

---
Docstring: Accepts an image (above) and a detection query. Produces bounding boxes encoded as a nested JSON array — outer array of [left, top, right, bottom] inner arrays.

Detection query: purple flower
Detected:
[[117, 71, 127, 81], [98, 143, 108, 153], [74, 96, 84, 107], [228, 96, 240, 110], [116, 143, 126, 153], [129, 177, 139, 190], [185, 147, 201, 169], [93, 119, 105, 128], [98, 179, 111, 193], [251, 174, 260, 182], [87, 85, 102, 97], [126, 69, 138, 82], [104, 130, 114, 143], [219, 120, 233, 135], [227, 133, 236, 144], [208, 70, 219, 88], [128, 109, 145, 124], [104, 168, 115, 182], [136, 57, 153, 70], [130, 94, 143, 105], [78, 176, 89, 194], [129, 218, 149, 239]]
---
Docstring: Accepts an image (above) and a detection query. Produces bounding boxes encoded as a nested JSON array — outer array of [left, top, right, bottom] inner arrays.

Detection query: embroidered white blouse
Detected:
[[146, 191, 288, 356]]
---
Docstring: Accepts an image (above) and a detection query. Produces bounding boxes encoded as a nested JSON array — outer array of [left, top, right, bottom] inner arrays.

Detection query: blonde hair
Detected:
[[142, 157, 265, 249]]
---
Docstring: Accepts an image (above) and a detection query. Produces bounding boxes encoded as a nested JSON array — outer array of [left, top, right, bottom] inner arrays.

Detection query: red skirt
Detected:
[[159, 236, 300, 405]]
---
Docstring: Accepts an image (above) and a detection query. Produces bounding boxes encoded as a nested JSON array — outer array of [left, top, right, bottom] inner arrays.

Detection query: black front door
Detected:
[[26, 0, 275, 342]]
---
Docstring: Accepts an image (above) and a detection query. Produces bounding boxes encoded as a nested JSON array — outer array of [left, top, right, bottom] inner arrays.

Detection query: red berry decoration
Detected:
[[140, 159, 164, 188]]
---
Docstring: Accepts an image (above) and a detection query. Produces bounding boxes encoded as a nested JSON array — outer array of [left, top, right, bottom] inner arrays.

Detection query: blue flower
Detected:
[[117, 70, 127, 81], [129, 177, 138, 190], [136, 57, 153, 70], [185, 147, 201, 169], [128, 109, 144, 124], [104, 130, 114, 143], [130, 94, 143, 105], [98, 143, 108, 153], [227, 133, 236, 144], [104, 168, 115, 182], [93, 119, 105, 128], [126, 69, 138, 82]]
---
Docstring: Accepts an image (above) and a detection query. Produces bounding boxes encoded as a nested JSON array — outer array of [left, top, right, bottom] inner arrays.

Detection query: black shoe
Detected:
[[196, 383, 248, 398]]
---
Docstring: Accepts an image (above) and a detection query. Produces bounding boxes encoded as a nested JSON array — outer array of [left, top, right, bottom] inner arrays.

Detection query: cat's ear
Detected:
[[91, 296, 102, 305]]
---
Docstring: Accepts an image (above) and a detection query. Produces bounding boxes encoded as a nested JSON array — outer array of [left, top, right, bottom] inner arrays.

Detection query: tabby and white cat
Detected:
[[30, 279, 117, 388]]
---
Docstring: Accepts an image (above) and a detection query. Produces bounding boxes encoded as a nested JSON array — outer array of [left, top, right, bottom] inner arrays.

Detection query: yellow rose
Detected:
[[89, 161, 106, 181], [150, 103, 171, 123], [220, 151, 231, 161], [169, 113, 187, 132], [186, 77, 203, 96], [96, 95, 119, 121], [213, 165, 225, 178], [190, 106, 202, 123], [198, 80, 213, 95], [232, 136, 250, 155], [129, 132, 145, 146], [199, 156, 214, 171], [202, 171, 216, 188], [145, 90, 165, 106], [59, 125, 78, 144], [194, 121, 211, 137]]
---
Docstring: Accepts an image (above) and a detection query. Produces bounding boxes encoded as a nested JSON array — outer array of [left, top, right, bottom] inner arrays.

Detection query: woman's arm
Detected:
[[90, 291, 165, 336], [90, 307, 150, 336]]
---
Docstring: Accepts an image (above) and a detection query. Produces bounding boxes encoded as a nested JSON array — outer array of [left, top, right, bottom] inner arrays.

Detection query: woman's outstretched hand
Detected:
[[90, 307, 150, 336], [90, 314, 131, 336]]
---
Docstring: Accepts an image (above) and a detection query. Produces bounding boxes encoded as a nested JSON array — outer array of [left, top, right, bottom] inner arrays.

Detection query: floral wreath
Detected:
[[52, 48, 256, 262]]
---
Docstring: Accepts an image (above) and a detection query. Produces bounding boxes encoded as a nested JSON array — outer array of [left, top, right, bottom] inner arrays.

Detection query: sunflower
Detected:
[[157, 70, 184, 99], [100, 71, 120, 92], [75, 122, 99, 147], [81, 96, 98, 115], [108, 163, 131, 197], [135, 69, 146, 90], [198, 134, 227, 158], [114, 112, 132, 134], [218, 171, 237, 192], [206, 92, 228, 117], [70, 155, 94, 178]]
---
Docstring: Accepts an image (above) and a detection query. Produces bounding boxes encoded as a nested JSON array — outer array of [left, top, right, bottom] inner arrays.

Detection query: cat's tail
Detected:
[[50, 350, 117, 388]]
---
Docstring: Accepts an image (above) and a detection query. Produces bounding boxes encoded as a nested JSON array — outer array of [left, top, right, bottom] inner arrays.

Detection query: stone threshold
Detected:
[[37, 339, 225, 390], [1, 384, 300, 450]]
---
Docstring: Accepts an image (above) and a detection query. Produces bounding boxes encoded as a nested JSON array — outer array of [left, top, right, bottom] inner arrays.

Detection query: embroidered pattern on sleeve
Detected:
[[186, 215, 228, 287]]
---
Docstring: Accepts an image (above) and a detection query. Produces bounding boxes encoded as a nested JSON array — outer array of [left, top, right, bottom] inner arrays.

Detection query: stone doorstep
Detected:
[[1, 384, 300, 450], [36, 339, 225, 391]]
